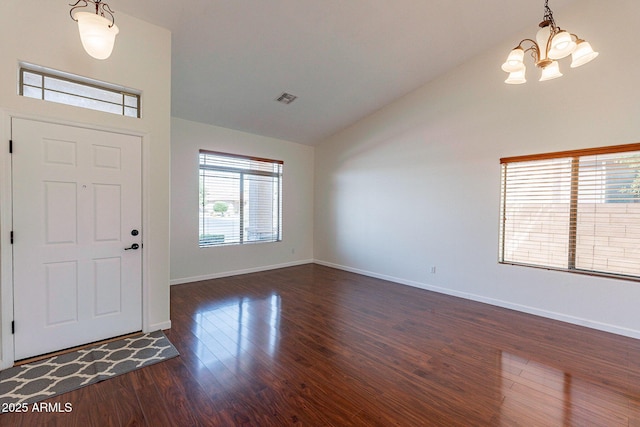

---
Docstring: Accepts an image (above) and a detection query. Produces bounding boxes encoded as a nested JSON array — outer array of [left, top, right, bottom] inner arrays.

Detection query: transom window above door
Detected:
[[19, 64, 140, 118]]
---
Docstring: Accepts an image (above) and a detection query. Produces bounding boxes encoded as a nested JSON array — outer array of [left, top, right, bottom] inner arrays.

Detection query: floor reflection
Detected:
[[499, 351, 631, 426], [192, 293, 281, 373]]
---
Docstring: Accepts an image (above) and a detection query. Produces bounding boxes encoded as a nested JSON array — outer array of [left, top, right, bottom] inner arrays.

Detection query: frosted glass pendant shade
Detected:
[[535, 25, 552, 62], [548, 31, 577, 59], [571, 41, 599, 68], [74, 11, 119, 60], [505, 66, 527, 84], [502, 48, 525, 73], [539, 61, 562, 81]]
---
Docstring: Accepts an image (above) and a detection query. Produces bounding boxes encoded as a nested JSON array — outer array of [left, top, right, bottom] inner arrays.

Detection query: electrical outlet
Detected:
[[430, 266, 436, 274]]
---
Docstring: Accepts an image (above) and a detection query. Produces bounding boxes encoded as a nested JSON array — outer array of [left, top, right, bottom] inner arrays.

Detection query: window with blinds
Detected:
[[199, 150, 283, 247], [499, 144, 640, 280]]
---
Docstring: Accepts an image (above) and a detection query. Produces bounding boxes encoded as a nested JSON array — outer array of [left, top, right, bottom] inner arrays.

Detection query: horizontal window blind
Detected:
[[199, 151, 283, 247], [499, 144, 640, 280]]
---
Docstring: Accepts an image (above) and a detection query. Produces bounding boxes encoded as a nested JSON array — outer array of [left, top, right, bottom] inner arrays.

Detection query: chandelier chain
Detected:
[[543, 0, 558, 30]]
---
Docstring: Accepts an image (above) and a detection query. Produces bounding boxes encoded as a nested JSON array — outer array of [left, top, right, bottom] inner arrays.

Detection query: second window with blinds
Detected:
[[499, 143, 640, 280], [199, 151, 283, 247]]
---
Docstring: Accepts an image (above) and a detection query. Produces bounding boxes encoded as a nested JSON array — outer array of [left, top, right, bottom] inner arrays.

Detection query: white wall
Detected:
[[314, 0, 640, 338], [171, 118, 314, 284], [0, 1, 172, 367]]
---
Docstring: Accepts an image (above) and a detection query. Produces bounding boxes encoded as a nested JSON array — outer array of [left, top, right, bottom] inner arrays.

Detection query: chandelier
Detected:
[[501, 0, 598, 84], [69, 0, 119, 60]]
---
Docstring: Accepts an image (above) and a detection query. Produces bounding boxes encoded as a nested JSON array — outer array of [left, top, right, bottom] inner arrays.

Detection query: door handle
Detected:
[[124, 243, 140, 251]]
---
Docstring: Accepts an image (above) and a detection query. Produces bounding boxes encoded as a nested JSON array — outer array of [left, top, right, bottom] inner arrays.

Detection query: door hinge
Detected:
[[9, 139, 12, 153], [11, 321, 15, 334], [10, 231, 14, 244]]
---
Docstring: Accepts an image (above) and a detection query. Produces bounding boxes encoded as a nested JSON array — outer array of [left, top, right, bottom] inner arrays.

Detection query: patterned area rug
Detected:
[[0, 330, 179, 405]]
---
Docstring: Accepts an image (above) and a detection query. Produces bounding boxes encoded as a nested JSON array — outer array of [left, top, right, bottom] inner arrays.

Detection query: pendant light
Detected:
[[501, 0, 598, 84], [69, 0, 119, 60]]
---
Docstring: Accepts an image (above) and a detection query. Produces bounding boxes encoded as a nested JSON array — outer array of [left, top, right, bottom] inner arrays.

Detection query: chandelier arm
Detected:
[[69, 0, 115, 27], [570, 33, 584, 43], [527, 48, 540, 64], [517, 39, 541, 62], [545, 35, 554, 60], [100, 3, 116, 28], [517, 38, 538, 48], [69, 0, 89, 22]]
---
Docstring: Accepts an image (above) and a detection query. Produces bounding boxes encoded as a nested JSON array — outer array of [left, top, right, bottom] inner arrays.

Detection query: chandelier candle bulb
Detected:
[[571, 41, 599, 68], [535, 24, 553, 65], [549, 31, 577, 59], [502, 48, 525, 73], [539, 61, 563, 81], [505, 66, 527, 85]]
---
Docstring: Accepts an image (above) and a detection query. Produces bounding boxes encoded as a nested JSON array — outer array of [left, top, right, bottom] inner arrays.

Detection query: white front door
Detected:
[[12, 118, 142, 360]]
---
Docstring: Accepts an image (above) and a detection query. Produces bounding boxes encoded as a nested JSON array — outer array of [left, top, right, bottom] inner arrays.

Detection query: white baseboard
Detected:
[[314, 259, 640, 340], [170, 259, 314, 286], [147, 320, 172, 332]]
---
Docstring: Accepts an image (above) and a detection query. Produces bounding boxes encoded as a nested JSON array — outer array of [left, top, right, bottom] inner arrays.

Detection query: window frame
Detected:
[[19, 65, 141, 118], [198, 150, 283, 248], [499, 143, 640, 282]]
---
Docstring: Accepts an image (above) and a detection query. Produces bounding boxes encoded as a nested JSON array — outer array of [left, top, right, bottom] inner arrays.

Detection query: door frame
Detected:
[[0, 111, 152, 369]]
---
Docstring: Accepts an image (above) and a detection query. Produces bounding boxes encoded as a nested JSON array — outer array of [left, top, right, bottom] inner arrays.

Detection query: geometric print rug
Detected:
[[0, 330, 179, 405]]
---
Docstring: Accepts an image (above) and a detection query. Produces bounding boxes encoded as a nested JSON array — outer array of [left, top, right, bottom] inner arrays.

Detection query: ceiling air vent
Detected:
[[276, 92, 298, 105]]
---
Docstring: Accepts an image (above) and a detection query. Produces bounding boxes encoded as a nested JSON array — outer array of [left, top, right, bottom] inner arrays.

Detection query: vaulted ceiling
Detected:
[[116, 0, 576, 145]]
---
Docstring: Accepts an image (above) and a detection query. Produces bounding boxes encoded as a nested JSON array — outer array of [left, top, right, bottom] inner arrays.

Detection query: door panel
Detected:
[[45, 261, 78, 325], [94, 257, 122, 316], [12, 118, 142, 360], [45, 181, 78, 243], [94, 184, 122, 241]]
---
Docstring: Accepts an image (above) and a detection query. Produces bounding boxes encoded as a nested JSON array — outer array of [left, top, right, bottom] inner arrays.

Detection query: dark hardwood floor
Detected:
[[2, 263, 640, 426]]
